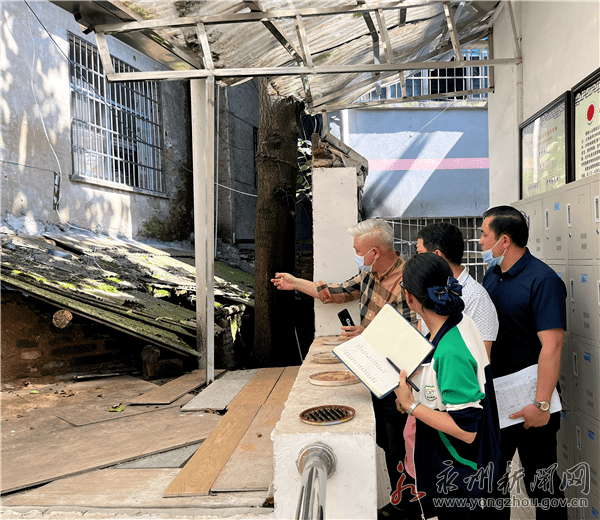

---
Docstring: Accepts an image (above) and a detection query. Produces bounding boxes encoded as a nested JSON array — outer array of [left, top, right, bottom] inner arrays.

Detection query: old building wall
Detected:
[[1, 1, 192, 240], [216, 80, 259, 244], [329, 106, 490, 218]]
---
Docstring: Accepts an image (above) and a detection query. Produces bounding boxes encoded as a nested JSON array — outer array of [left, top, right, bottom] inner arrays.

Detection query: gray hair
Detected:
[[348, 219, 394, 250]]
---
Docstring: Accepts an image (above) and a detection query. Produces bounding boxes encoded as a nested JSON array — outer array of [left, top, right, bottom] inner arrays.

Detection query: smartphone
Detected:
[[337, 309, 355, 327]]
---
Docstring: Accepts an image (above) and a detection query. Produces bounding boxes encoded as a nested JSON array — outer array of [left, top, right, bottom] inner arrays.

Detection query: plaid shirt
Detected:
[[316, 254, 418, 328]]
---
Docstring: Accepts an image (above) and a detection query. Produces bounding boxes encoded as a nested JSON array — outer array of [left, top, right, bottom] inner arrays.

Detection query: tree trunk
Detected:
[[254, 78, 303, 367]]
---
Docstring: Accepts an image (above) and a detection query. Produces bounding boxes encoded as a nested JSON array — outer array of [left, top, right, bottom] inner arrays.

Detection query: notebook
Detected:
[[333, 303, 433, 398]]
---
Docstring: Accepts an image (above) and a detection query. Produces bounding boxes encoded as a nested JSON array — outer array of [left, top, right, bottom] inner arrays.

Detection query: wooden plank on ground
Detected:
[[265, 366, 300, 405], [162, 404, 261, 497], [1, 469, 268, 509], [0, 406, 221, 494], [52, 394, 194, 427], [211, 367, 298, 492], [227, 367, 285, 407], [163, 367, 285, 497], [129, 369, 225, 405], [180, 369, 259, 411], [211, 403, 284, 492]]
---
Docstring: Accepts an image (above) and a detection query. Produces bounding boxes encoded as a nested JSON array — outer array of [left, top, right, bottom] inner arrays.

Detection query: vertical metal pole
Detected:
[[191, 79, 207, 371], [206, 77, 216, 384], [215, 85, 220, 261]]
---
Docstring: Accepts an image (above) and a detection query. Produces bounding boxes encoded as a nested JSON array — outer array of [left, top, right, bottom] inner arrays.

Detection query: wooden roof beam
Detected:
[[95, 3, 436, 34], [105, 57, 521, 83], [294, 15, 313, 67], [375, 8, 407, 98], [443, 2, 463, 61], [195, 23, 213, 70], [312, 87, 493, 114], [244, 1, 314, 107]]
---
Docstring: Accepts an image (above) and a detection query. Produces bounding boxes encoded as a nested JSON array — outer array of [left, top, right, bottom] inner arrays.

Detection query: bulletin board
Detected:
[[519, 92, 573, 199], [573, 68, 600, 181]]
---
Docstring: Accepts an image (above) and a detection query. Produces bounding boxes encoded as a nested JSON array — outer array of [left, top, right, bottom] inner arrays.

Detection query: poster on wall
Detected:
[[573, 68, 600, 180], [519, 93, 571, 199]]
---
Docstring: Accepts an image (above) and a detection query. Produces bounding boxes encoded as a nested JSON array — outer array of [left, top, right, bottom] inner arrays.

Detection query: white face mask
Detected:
[[481, 237, 505, 267], [355, 248, 375, 272]]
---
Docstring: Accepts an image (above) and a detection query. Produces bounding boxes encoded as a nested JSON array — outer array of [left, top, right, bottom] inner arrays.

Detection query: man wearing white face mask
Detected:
[[480, 206, 568, 520], [271, 218, 417, 519], [271, 218, 416, 337]]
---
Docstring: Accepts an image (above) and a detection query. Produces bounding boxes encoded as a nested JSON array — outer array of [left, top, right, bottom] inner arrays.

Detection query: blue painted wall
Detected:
[[329, 107, 489, 218]]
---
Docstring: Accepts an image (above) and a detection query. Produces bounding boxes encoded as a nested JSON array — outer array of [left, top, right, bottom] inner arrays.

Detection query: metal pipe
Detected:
[[295, 444, 336, 520]]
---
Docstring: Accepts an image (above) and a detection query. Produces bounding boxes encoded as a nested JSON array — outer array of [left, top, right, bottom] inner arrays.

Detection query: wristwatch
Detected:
[[407, 402, 420, 416], [533, 400, 550, 411]]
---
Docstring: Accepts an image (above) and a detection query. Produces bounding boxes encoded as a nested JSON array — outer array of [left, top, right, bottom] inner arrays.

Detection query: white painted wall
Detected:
[[1, 1, 189, 238], [312, 167, 360, 335], [488, 1, 600, 206]]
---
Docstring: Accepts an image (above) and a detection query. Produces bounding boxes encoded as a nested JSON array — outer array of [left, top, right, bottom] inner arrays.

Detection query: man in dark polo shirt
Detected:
[[480, 206, 567, 520]]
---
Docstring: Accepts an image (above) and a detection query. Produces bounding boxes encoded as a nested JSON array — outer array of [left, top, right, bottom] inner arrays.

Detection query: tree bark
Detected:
[[254, 78, 303, 366]]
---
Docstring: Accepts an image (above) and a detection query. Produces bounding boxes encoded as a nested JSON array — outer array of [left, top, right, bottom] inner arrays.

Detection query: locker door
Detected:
[[566, 183, 593, 261], [523, 198, 546, 260], [569, 264, 600, 343], [558, 403, 575, 469], [544, 193, 568, 261], [572, 338, 600, 423], [574, 411, 600, 500], [549, 263, 570, 333]]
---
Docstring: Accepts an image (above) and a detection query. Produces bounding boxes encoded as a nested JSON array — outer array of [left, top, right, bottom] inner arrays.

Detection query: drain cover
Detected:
[[300, 405, 355, 426]]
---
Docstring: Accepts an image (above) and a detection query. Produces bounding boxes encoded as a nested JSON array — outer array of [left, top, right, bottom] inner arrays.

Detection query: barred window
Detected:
[[386, 217, 488, 283], [69, 34, 165, 193], [360, 47, 489, 103]]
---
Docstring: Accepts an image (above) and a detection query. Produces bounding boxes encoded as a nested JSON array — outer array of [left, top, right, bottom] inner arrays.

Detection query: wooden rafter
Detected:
[[105, 58, 520, 83], [506, 1, 521, 58], [360, 5, 382, 95], [245, 1, 314, 107], [294, 15, 313, 67], [375, 8, 407, 99], [195, 23, 214, 70], [443, 2, 463, 61], [94, 31, 114, 75], [313, 88, 493, 114], [375, 9, 393, 64], [95, 3, 445, 34]]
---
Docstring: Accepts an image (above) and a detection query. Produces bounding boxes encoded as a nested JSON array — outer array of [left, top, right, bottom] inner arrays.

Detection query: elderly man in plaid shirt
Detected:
[[272, 218, 417, 519]]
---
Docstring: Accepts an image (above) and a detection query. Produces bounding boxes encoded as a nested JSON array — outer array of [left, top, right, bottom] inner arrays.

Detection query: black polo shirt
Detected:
[[483, 249, 567, 378]]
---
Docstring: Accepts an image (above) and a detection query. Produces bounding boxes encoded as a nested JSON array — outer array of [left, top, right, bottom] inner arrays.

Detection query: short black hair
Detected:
[[402, 253, 453, 312], [482, 206, 529, 248], [417, 223, 464, 265]]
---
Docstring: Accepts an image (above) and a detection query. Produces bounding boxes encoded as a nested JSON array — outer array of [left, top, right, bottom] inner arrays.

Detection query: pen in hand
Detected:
[[386, 357, 420, 392]]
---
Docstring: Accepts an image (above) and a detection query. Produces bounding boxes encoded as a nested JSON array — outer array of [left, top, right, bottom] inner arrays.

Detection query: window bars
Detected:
[[361, 48, 489, 103], [69, 34, 165, 193], [386, 216, 488, 283]]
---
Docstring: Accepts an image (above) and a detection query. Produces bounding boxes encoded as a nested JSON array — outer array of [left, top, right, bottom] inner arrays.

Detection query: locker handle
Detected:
[[570, 278, 574, 302]]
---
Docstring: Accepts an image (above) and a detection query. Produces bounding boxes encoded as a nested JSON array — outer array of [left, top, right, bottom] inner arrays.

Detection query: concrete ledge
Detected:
[[272, 336, 377, 520]]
